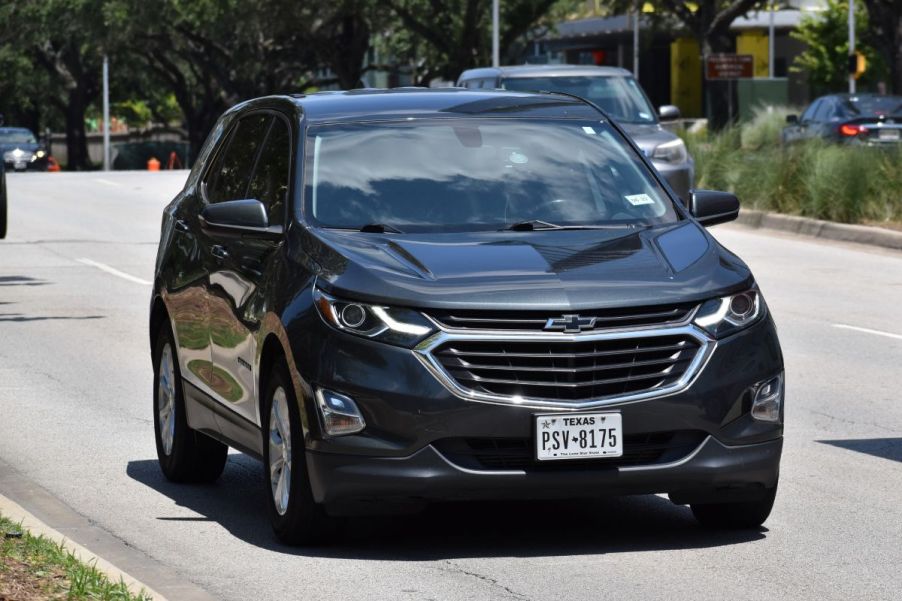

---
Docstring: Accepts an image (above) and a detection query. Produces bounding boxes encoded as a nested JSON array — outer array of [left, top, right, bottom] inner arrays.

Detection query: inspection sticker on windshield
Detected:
[[582, 126, 597, 135], [626, 193, 655, 206]]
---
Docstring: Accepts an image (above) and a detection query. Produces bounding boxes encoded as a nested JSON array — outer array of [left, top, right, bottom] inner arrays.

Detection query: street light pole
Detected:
[[848, 0, 856, 94], [632, 0, 639, 80], [102, 55, 110, 171], [492, 0, 500, 67], [768, 1, 775, 79]]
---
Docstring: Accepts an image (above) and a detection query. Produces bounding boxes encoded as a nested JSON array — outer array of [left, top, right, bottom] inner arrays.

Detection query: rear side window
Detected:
[[247, 117, 291, 226], [801, 99, 822, 123], [205, 114, 272, 203]]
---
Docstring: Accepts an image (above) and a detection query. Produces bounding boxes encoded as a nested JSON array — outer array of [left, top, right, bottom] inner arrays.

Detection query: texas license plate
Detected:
[[878, 128, 900, 141], [535, 412, 623, 461]]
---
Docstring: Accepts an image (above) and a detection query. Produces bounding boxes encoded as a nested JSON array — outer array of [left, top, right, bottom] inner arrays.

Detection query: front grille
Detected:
[[432, 334, 700, 402], [427, 303, 696, 332], [434, 430, 706, 471]]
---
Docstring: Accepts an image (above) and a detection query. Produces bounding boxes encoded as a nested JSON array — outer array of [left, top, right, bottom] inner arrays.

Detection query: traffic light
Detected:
[[848, 52, 867, 79]]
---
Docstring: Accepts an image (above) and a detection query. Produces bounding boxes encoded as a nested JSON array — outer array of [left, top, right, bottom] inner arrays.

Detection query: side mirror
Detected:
[[785, 114, 798, 124], [200, 198, 282, 238], [689, 189, 740, 227], [659, 105, 681, 122]]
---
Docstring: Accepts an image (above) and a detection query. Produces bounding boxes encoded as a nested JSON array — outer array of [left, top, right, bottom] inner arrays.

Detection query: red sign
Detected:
[[705, 54, 754, 80]]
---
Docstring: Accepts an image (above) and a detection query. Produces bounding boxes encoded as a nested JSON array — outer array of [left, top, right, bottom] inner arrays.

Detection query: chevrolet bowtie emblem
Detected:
[[544, 314, 597, 333]]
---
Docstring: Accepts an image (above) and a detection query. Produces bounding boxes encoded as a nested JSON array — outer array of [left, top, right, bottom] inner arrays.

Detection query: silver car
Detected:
[[457, 65, 694, 201]]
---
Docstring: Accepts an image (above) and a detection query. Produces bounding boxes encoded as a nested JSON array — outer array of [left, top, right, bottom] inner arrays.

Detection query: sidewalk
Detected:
[[735, 209, 902, 252]]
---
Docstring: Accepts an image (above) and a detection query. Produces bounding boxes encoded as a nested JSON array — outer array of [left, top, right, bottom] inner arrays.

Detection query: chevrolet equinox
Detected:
[[150, 89, 784, 545]]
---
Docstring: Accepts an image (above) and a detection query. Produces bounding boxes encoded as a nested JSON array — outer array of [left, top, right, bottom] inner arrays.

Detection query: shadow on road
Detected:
[[127, 456, 766, 559], [819, 438, 902, 463], [0, 275, 48, 286], [0, 313, 105, 322]]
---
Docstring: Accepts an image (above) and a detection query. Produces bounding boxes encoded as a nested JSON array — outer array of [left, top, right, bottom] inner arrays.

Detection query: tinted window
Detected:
[[247, 117, 291, 226], [843, 95, 902, 116], [0, 129, 37, 144], [305, 119, 678, 233], [801, 99, 822, 122], [814, 99, 834, 121], [205, 114, 272, 203], [502, 76, 657, 124]]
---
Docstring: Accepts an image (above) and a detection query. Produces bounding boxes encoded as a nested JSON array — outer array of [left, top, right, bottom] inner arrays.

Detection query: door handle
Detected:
[[211, 245, 229, 260], [175, 219, 190, 233]]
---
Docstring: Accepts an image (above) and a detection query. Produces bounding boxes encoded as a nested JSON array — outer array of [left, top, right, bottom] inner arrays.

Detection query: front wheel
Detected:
[[263, 359, 333, 545], [690, 485, 777, 530], [153, 323, 228, 483]]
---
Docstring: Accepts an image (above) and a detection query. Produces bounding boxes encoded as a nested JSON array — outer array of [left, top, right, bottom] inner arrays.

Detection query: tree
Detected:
[[384, 0, 561, 85], [0, 1, 110, 170], [861, 0, 902, 93], [792, 0, 883, 96]]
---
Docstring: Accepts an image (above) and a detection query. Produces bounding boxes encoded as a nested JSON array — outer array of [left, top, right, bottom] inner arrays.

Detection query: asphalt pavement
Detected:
[[0, 171, 900, 601]]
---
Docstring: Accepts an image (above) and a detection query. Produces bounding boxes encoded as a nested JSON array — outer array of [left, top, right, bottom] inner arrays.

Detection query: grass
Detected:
[[0, 513, 151, 601], [680, 106, 902, 228]]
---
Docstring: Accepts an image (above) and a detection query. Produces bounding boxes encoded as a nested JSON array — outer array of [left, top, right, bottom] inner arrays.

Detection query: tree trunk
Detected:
[[64, 87, 90, 171]]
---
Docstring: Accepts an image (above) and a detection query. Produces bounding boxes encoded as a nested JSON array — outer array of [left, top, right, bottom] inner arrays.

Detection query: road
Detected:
[[1, 171, 900, 601]]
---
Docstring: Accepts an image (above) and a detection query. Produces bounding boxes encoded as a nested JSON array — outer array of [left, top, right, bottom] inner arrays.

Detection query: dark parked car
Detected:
[[0, 127, 49, 172], [150, 89, 784, 544], [783, 94, 902, 145], [457, 65, 694, 201]]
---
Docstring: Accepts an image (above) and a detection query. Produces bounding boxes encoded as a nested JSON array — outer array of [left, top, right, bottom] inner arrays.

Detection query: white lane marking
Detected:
[[833, 324, 902, 341], [94, 178, 120, 187], [76, 258, 152, 286]]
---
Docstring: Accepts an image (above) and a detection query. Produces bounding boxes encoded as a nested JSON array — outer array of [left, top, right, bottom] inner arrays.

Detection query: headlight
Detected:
[[693, 288, 764, 338], [35, 150, 46, 158], [313, 287, 435, 347], [651, 138, 688, 164]]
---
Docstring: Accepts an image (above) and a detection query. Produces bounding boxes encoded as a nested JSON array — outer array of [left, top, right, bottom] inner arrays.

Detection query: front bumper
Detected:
[[292, 311, 783, 509], [307, 435, 782, 507]]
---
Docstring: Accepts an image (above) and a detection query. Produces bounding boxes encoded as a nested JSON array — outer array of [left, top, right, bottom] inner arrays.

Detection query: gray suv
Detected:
[[458, 65, 694, 200]]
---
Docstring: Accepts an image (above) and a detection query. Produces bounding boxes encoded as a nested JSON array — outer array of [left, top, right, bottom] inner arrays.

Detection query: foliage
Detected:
[[683, 110, 902, 226], [791, 0, 885, 96]]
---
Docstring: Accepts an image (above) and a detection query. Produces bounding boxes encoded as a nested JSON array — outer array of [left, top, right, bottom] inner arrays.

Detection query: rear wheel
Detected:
[[153, 323, 227, 483], [263, 359, 333, 545], [690, 485, 777, 530]]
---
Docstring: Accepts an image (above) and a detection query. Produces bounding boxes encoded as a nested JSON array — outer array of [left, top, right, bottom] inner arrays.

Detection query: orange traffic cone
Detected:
[[147, 157, 160, 171], [46, 156, 61, 172]]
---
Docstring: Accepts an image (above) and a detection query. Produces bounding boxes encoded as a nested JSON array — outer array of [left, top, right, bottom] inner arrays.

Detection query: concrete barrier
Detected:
[[735, 209, 902, 252]]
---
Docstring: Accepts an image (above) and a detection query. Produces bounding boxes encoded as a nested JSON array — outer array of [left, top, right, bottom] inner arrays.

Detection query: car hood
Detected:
[[301, 223, 752, 311], [618, 123, 680, 156]]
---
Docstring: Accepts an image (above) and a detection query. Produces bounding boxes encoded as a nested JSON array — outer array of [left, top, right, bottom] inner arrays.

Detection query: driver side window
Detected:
[[204, 114, 272, 204]]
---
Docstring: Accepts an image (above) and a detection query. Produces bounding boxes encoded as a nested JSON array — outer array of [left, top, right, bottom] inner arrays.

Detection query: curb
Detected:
[[0, 459, 218, 601], [0, 494, 164, 600], [735, 209, 902, 251]]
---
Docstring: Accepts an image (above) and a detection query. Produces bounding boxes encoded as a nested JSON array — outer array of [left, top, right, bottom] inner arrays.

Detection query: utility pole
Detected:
[[632, 0, 639, 80], [102, 55, 111, 171], [848, 0, 856, 93], [492, 0, 500, 67], [768, 1, 775, 79]]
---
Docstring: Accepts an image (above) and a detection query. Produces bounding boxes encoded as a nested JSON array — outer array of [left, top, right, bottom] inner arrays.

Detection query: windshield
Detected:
[[304, 119, 678, 233], [501, 76, 657, 124], [843, 95, 902, 116], [0, 129, 37, 144]]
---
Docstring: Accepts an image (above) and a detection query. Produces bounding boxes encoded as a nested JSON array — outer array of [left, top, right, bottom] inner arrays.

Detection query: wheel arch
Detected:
[[257, 324, 316, 441], [149, 295, 170, 353]]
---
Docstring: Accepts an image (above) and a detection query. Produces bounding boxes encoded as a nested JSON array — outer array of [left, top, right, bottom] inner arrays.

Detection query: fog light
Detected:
[[751, 373, 784, 423], [315, 388, 366, 436]]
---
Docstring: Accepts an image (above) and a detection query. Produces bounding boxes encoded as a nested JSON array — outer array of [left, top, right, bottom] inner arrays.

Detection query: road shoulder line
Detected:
[[734, 209, 902, 252], [0, 459, 217, 601]]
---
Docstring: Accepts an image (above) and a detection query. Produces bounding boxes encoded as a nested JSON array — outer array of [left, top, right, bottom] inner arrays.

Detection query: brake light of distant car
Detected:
[[693, 288, 764, 338], [651, 138, 688, 164], [838, 123, 868, 137], [313, 286, 436, 347]]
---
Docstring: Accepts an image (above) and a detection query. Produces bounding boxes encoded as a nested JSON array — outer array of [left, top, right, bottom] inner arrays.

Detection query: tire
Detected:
[[1, 165, 7, 239], [153, 323, 228, 483], [262, 359, 333, 545], [690, 485, 778, 530]]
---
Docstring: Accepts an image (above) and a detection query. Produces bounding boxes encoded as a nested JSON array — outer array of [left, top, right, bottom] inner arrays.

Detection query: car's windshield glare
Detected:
[[501, 76, 657, 124], [305, 119, 677, 233], [844, 95, 902, 116], [0, 130, 37, 144]]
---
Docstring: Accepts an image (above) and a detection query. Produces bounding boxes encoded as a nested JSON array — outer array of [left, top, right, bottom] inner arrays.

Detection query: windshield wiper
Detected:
[[501, 220, 641, 232], [501, 220, 564, 231], [358, 223, 404, 233]]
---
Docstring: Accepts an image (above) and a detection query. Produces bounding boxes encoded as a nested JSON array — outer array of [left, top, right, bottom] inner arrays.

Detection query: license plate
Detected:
[[13, 161, 26, 170], [878, 128, 900, 140], [535, 412, 623, 461]]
